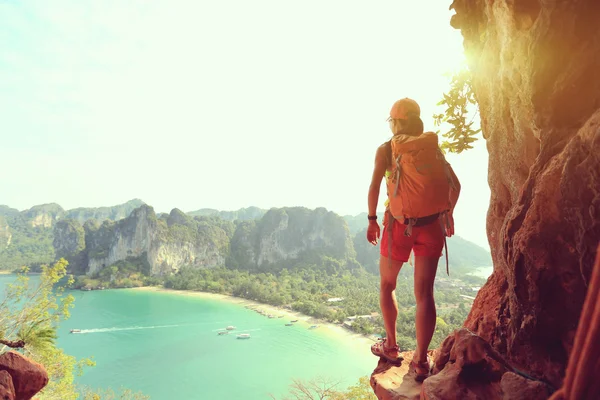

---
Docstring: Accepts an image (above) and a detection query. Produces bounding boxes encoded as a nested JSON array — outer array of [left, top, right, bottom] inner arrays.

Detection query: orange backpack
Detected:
[[386, 132, 461, 273]]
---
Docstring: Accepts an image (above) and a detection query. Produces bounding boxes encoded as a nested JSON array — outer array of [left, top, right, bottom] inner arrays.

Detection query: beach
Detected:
[[131, 286, 378, 346]]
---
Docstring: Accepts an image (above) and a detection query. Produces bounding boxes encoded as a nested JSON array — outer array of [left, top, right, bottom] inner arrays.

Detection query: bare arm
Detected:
[[368, 145, 388, 217]]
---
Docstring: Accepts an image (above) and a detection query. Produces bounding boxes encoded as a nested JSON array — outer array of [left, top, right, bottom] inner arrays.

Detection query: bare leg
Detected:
[[413, 255, 438, 363], [379, 255, 404, 354]]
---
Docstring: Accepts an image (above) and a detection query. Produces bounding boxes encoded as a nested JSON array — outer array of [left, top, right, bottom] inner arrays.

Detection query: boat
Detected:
[[309, 325, 318, 330], [285, 323, 293, 326], [70, 329, 81, 334], [290, 320, 298, 323], [226, 326, 236, 330], [268, 315, 275, 319], [218, 331, 229, 335], [278, 315, 284, 318], [236, 333, 251, 339]]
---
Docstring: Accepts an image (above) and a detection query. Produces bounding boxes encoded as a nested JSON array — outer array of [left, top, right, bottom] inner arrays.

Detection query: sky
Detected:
[[0, 0, 491, 249]]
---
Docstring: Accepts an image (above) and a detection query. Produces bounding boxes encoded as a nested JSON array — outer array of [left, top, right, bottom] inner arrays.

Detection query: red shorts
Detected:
[[380, 216, 444, 262]]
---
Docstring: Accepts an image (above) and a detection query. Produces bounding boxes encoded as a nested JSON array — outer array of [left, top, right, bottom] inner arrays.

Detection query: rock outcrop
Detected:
[[371, 351, 431, 400], [227, 207, 355, 270], [53, 205, 356, 276], [448, 0, 600, 388], [21, 204, 65, 228], [54, 205, 234, 276], [371, 330, 552, 400], [423, 329, 550, 400], [548, 244, 600, 400], [0, 351, 48, 400], [0, 200, 146, 271]]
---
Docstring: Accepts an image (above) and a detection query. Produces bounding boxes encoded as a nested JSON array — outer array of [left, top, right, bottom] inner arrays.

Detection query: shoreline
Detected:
[[130, 286, 378, 346]]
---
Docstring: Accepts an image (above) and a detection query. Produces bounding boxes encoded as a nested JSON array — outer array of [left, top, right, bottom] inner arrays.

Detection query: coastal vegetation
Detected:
[[0, 259, 146, 399]]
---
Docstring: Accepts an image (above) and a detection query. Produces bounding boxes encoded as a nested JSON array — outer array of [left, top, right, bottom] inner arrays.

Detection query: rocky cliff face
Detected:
[[55, 206, 233, 276], [0, 200, 146, 270], [228, 207, 355, 270], [21, 203, 65, 228], [450, 0, 600, 388], [0, 351, 48, 400], [54, 205, 356, 276]]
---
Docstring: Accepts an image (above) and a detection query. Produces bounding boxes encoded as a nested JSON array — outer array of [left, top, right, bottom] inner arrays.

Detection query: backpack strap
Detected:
[[387, 211, 394, 269], [439, 211, 451, 276], [392, 154, 403, 198], [404, 217, 416, 237], [437, 149, 458, 192]]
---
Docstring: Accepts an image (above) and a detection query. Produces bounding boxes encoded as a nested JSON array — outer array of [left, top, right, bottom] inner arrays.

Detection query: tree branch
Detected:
[[0, 338, 25, 348]]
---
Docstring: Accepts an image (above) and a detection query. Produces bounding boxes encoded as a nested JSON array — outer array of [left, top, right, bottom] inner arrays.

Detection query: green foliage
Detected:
[[162, 263, 476, 348], [433, 65, 481, 154], [0, 259, 95, 399], [85, 220, 116, 260], [79, 387, 149, 400], [273, 375, 377, 400], [73, 255, 158, 290], [0, 259, 148, 399], [0, 209, 55, 271]]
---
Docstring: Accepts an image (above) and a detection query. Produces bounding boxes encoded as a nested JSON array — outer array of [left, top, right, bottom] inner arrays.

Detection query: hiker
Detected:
[[366, 98, 460, 381]]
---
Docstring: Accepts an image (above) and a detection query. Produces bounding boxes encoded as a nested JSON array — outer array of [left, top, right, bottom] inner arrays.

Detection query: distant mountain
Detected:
[[65, 199, 146, 224], [350, 221, 491, 276], [1, 201, 492, 279], [52, 205, 355, 276], [0, 199, 146, 270], [343, 212, 386, 235], [187, 206, 266, 221]]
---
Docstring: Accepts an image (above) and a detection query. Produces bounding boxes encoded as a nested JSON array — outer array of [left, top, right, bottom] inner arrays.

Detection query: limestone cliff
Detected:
[[228, 207, 355, 270], [448, 0, 600, 388], [21, 203, 65, 228], [55, 205, 234, 276], [0, 200, 144, 270]]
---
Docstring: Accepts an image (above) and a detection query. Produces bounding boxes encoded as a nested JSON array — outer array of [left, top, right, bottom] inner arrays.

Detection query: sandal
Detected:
[[371, 338, 404, 365], [410, 356, 432, 381]]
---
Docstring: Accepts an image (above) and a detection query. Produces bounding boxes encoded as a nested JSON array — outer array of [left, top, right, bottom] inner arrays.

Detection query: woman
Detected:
[[366, 98, 459, 381]]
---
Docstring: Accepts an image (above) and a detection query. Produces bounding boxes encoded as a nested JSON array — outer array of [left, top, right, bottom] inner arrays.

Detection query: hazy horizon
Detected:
[[1, 0, 491, 249]]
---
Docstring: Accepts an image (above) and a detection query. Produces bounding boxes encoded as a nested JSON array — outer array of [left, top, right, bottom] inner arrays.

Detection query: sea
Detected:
[[0, 275, 375, 400]]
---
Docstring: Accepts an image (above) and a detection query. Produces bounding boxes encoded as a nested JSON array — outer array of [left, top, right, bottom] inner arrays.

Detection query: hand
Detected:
[[366, 221, 380, 245]]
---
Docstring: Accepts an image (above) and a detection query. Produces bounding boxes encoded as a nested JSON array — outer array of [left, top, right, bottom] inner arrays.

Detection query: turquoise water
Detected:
[[0, 275, 375, 399]]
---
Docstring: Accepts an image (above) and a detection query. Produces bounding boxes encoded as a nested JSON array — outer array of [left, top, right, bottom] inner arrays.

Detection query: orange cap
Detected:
[[389, 98, 420, 120]]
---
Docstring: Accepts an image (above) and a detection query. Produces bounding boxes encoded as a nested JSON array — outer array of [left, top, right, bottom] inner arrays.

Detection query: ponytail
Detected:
[[402, 113, 424, 136]]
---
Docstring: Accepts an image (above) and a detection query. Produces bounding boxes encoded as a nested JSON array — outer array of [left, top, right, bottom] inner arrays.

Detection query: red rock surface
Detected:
[[0, 351, 48, 400], [421, 329, 551, 400], [549, 245, 600, 400], [372, 330, 551, 400], [449, 0, 600, 388], [501, 372, 550, 400], [0, 370, 16, 400], [370, 351, 429, 400]]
